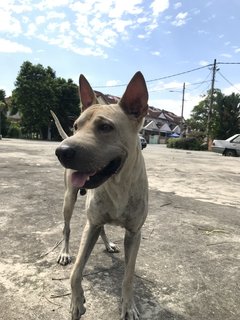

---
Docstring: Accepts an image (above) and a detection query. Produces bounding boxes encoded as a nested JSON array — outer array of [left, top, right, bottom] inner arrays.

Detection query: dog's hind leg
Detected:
[[121, 230, 141, 320], [58, 185, 78, 266], [100, 227, 119, 253]]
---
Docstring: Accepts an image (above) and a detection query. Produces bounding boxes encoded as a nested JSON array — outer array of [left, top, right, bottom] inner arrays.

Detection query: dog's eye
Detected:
[[73, 123, 78, 131], [98, 123, 114, 133]]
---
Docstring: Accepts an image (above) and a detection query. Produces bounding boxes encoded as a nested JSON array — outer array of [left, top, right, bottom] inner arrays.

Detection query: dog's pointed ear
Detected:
[[119, 71, 148, 120], [79, 74, 98, 112]]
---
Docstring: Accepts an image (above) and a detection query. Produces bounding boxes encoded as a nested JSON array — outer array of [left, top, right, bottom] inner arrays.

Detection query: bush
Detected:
[[7, 123, 22, 138], [167, 137, 207, 151]]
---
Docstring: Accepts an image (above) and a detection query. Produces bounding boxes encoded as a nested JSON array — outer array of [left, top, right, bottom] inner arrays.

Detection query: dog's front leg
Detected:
[[71, 220, 101, 320], [58, 187, 78, 265], [121, 230, 141, 320]]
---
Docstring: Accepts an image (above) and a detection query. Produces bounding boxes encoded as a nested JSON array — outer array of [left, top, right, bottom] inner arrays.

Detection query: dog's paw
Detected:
[[57, 252, 72, 266], [121, 301, 139, 320], [71, 296, 86, 320], [105, 241, 120, 253]]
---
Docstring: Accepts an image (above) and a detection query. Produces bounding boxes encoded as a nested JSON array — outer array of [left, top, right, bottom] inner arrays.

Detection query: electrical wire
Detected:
[[93, 64, 212, 88], [218, 62, 240, 65], [148, 79, 211, 93], [218, 71, 240, 93]]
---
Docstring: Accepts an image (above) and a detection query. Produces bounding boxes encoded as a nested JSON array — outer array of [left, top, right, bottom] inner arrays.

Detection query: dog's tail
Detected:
[[50, 110, 68, 139]]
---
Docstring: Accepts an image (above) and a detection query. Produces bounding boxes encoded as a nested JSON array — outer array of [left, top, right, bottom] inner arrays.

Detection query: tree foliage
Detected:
[[187, 89, 240, 139], [51, 77, 80, 138], [214, 93, 240, 139], [13, 61, 80, 139], [0, 89, 9, 136]]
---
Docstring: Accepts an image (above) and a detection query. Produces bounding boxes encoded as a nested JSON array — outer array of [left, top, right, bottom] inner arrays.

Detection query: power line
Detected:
[[217, 62, 240, 65], [218, 71, 240, 93], [187, 71, 212, 92], [148, 79, 211, 93], [93, 64, 212, 88], [145, 65, 212, 83]]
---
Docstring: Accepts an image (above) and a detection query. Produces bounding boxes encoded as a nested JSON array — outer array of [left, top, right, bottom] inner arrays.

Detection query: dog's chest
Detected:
[[86, 186, 147, 230]]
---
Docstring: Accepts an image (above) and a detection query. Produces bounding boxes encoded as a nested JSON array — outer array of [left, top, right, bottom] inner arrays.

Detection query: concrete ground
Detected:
[[0, 139, 239, 320]]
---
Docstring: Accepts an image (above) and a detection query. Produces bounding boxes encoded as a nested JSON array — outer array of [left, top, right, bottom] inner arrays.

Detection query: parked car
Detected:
[[212, 134, 240, 156], [139, 134, 147, 149]]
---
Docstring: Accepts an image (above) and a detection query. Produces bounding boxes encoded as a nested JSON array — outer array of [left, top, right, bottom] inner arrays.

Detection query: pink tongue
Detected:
[[71, 171, 95, 188]]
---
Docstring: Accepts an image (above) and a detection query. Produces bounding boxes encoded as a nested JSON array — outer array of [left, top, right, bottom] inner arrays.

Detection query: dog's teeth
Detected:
[[87, 176, 90, 181]]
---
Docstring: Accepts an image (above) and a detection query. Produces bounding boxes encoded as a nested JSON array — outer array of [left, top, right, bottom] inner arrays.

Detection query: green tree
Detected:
[[214, 93, 240, 139], [0, 89, 9, 137], [51, 77, 79, 139], [13, 61, 56, 139], [188, 89, 240, 139], [13, 61, 80, 140]]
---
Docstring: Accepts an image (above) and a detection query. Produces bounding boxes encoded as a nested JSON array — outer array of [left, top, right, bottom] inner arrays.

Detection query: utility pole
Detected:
[[180, 82, 185, 137], [207, 58, 217, 150]]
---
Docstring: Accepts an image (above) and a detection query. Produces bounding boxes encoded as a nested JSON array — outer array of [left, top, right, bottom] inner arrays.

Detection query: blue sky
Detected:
[[0, 0, 240, 118]]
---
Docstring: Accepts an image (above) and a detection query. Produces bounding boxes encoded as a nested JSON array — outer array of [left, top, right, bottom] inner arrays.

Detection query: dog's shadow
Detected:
[[80, 250, 186, 320]]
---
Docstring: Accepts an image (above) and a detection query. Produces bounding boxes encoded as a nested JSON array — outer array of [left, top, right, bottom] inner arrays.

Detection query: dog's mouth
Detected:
[[71, 157, 123, 189]]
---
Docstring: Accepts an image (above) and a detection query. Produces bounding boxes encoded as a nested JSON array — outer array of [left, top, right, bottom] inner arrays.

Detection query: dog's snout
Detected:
[[55, 145, 76, 164]]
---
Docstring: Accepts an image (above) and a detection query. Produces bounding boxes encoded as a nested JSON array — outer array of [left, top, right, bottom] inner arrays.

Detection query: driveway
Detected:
[[0, 139, 239, 320]]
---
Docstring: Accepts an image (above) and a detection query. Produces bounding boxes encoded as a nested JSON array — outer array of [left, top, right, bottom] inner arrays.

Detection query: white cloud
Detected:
[[198, 30, 209, 35], [109, 0, 143, 18], [192, 8, 200, 15], [0, 8, 22, 35], [149, 80, 186, 93], [96, 29, 118, 47], [138, 34, 146, 39], [71, 46, 108, 58], [172, 12, 188, 27], [174, 2, 182, 10], [148, 95, 200, 119], [83, 37, 95, 46], [106, 80, 120, 86], [222, 84, 240, 96], [235, 48, 240, 53], [0, 38, 32, 53], [25, 23, 37, 37], [47, 11, 66, 19], [206, 2, 213, 7], [199, 60, 210, 66], [151, 51, 161, 56], [0, 0, 175, 58], [36, 16, 46, 25], [36, 0, 70, 10], [150, 0, 169, 16], [46, 21, 70, 34], [0, 1, 32, 14], [113, 19, 133, 33], [220, 53, 232, 58]]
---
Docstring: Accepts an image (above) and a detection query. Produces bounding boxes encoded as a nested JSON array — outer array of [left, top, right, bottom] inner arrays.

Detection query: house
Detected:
[[94, 90, 120, 105], [5, 88, 182, 143], [142, 106, 182, 143], [94, 92, 183, 144]]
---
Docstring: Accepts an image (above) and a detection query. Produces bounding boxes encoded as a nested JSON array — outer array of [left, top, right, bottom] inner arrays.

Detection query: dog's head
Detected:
[[55, 71, 148, 189]]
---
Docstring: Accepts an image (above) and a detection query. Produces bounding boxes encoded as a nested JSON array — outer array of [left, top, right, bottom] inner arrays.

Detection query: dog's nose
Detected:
[[55, 145, 76, 164]]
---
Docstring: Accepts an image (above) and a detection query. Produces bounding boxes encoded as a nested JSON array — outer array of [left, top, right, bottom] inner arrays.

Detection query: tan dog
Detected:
[[55, 71, 149, 320], [50, 112, 119, 265]]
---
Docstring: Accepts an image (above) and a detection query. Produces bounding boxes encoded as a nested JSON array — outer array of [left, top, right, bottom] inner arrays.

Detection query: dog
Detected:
[[55, 71, 149, 320], [50, 112, 119, 266]]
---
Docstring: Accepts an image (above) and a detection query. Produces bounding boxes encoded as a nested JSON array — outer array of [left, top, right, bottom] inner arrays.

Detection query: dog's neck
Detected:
[[95, 145, 146, 206]]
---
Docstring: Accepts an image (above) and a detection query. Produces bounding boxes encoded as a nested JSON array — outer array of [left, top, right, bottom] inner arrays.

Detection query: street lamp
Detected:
[[169, 82, 185, 136]]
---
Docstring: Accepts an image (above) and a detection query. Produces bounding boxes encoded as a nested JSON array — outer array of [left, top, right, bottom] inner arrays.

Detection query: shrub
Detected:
[[7, 123, 22, 138], [167, 137, 207, 151]]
